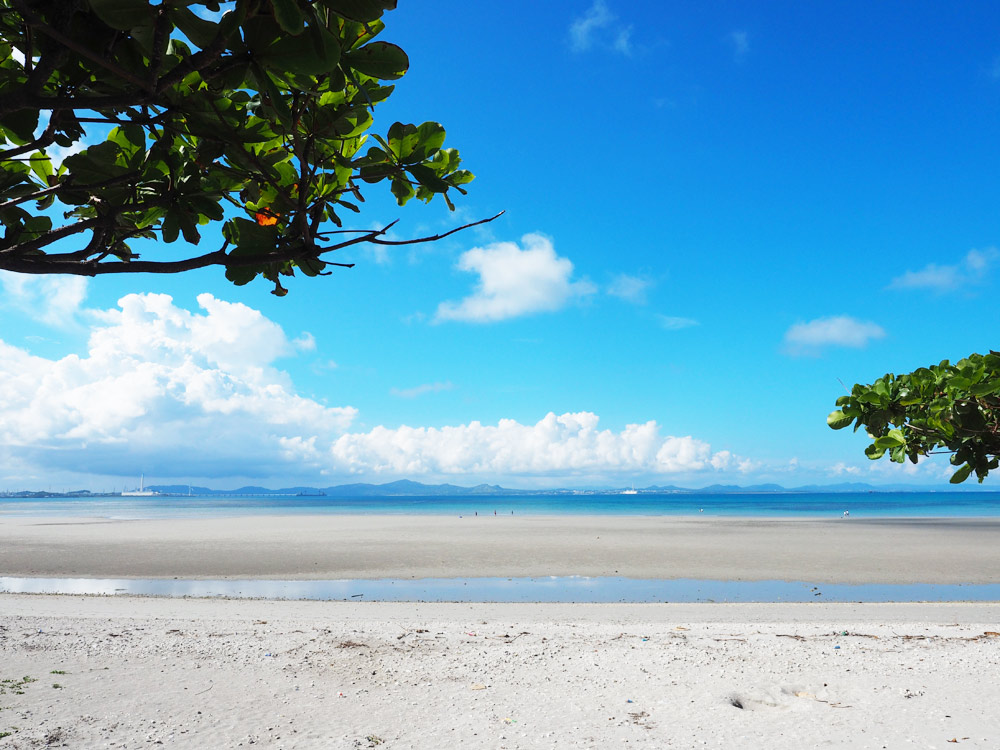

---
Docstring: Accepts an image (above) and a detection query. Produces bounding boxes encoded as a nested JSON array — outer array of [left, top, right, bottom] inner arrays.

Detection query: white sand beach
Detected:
[[2, 515, 999, 747], [1, 596, 999, 748]]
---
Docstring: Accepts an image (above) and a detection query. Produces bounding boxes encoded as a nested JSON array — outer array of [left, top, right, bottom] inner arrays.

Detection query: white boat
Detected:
[[622, 484, 638, 495], [121, 474, 155, 497]]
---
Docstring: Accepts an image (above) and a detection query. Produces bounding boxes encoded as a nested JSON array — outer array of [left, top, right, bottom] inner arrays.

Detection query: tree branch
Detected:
[[0, 212, 505, 276], [366, 210, 504, 245]]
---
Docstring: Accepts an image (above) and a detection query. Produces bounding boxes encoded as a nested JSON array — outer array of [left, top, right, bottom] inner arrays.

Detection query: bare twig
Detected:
[[368, 210, 504, 246]]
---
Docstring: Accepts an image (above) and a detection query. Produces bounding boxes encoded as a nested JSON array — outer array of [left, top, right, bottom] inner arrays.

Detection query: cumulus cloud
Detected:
[[658, 315, 699, 331], [0, 293, 356, 479], [570, 0, 632, 55], [2, 294, 742, 485], [783, 315, 885, 354], [327, 412, 714, 477], [888, 248, 998, 293], [709, 450, 757, 474], [0, 272, 88, 327], [607, 273, 652, 304], [391, 381, 454, 399], [434, 234, 595, 323]]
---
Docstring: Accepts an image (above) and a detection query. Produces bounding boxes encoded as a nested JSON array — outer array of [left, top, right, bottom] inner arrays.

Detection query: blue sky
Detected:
[[2, 1, 999, 490]]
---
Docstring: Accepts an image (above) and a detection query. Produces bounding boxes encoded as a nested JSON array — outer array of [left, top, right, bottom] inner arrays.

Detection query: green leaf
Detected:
[[447, 169, 475, 186], [359, 162, 397, 183], [254, 68, 292, 125], [89, 0, 152, 30], [386, 122, 418, 160], [224, 217, 280, 254], [271, 0, 305, 34], [28, 152, 53, 183], [20, 215, 52, 238], [324, 0, 397, 22], [826, 410, 853, 430], [970, 380, 1000, 397], [390, 176, 414, 205], [63, 142, 129, 183], [162, 211, 180, 243], [950, 464, 973, 484], [0, 109, 40, 144], [171, 7, 221, 48], [407, 163, 449, 192], [261, 34, 341, 77], [874, 434, 903, 449], [178, 214, 201, 244], [225, 265, 259, 285], [864, 444, 886, 460], [400, 122, 446, 164], [343, 41, 408, 80]]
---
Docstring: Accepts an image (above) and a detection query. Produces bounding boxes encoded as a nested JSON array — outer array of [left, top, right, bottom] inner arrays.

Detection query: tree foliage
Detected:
[[828, 352, 1000, 483], [0, 0, 492, 294]]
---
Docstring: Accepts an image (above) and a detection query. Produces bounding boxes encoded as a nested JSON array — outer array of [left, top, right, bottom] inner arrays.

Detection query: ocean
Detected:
[[2, 490, 1000, 519]]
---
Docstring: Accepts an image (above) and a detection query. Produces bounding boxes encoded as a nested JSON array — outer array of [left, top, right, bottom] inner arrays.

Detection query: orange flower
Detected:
[[255, 211, 278, 226]]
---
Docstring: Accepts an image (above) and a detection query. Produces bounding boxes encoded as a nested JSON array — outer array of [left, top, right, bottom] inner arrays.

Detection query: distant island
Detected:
[[5, 479, 996, 499]]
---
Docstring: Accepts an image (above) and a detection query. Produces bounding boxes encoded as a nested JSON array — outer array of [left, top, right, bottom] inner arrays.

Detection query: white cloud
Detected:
[[783, 315, 885, 354], [570, 0, 613, 51], [607, 273, 652, 304], [327, 412, 714, 477], [0, 293, 356, 479], [829, 462, 861, 476], [888, 248, 998, 293], [728, 30, 750, 60], [658, 315, 699, 331], [570, 0, 633, 55], [391, 381, 454, 399], [292, 332, 316, 351], [311, 359, 339, 373], [0, 272, 88, 327], [1, 294, 746, 486], [434, 234, 595, 323], [710, 450, 733, 470], [710, 450, 757, 474]]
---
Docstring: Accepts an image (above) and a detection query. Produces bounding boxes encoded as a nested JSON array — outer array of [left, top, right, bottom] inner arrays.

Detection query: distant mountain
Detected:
[[321, 480, 518, 497], [143, 479, 999, 496], [147, 480, 524, 496], [696, 483, 788, 493]]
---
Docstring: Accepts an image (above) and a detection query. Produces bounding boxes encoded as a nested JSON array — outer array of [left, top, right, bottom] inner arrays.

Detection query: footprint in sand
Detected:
[[725, 685, 834, 712]]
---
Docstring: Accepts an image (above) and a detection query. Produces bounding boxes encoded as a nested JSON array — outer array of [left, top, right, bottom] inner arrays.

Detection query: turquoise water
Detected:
[[7, 576, 1000, 603], [2, 491, 1000, 519], [4, 575, 1000, 602]]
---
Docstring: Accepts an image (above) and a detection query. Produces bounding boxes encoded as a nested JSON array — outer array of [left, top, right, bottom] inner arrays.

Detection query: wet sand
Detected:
[[1, 514, 998, 583]]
